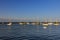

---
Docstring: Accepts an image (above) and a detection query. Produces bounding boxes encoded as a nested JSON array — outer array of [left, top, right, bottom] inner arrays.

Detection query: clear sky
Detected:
[[0, 0, 60, 18]]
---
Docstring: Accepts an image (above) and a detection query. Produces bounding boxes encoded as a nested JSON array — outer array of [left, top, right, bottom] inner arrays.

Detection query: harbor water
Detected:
[[0, 24, 60, 40]]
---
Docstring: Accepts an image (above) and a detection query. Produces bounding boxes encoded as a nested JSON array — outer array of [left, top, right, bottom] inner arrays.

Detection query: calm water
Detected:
[[0, 24, 60, 40]]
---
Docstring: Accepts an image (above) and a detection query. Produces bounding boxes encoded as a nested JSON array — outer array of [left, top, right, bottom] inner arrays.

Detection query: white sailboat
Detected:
[[19, 22, 23, 25], [48, 22, 53, 25], [54, 23, 59, 26], [42, 23, 49, 26], [26, 22, 30, 25], [54, 20, 60, 26], [7, 22, 12, 25]]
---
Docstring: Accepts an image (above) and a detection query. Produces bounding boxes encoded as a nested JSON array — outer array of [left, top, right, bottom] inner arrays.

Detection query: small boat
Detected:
[[48, 22, 53, 25], [7, 22, 12, 25], [19, 22, 26, 25], [54, 23, 59, 26], [19, 23, 23, 25], [42, 23, 48, 26], [26, 22, 30, 25], [54, 21, 60, 26], [31, 22, 36, 25]]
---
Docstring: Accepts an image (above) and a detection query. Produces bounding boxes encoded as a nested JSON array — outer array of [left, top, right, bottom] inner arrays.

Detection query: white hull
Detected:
[[7, 23, 12, 25], [26, 23, 30, 24], [32, 23, 36, 25], [48, 23, 53, 25], [54, 24, 59, 26], [19, 23, 23, 25], [42, 24, 48, 26]]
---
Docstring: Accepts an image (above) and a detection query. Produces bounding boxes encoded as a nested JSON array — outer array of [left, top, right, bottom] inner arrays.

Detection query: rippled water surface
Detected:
[[0, 25, 60, 40]]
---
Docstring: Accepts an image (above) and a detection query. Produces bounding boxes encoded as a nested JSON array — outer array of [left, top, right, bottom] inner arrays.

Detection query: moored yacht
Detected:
[[48, 22, 53, 25], [42, 23, 48, 26], [54, 23, 60, 26], [7, 22, 12, 25]]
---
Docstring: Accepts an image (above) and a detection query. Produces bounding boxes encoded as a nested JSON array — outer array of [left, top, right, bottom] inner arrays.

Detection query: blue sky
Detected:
[[0, 0, 60, 18]]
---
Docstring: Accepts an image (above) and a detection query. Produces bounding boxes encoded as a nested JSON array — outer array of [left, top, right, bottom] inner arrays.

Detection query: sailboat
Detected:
[[7, 22, 12, 25]]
